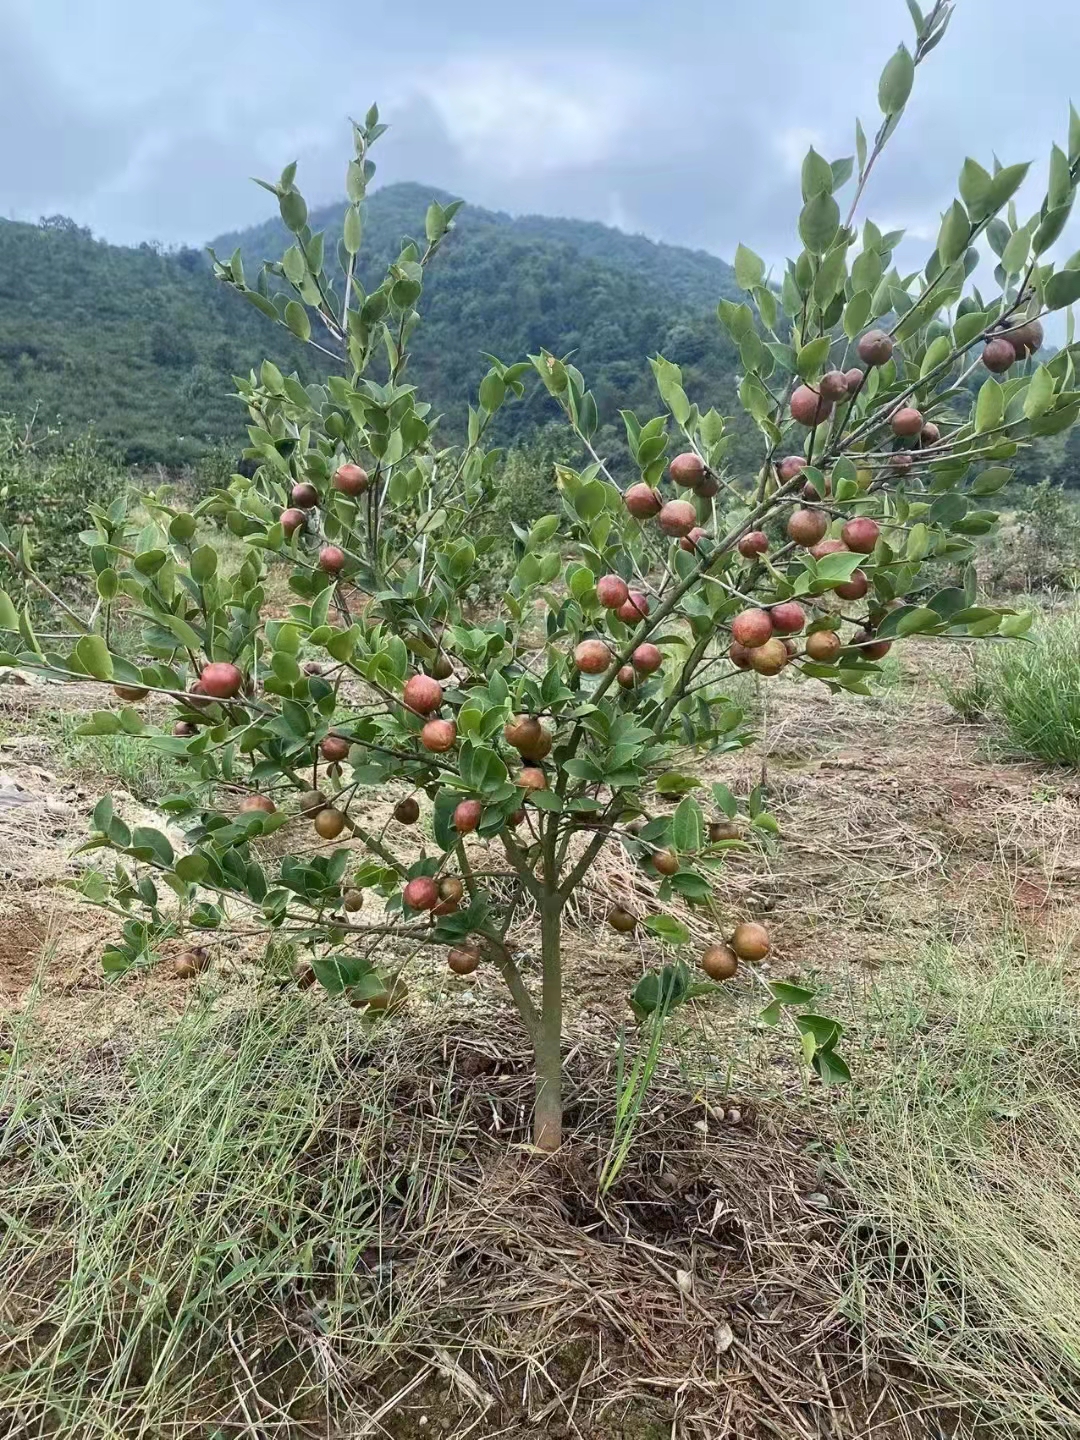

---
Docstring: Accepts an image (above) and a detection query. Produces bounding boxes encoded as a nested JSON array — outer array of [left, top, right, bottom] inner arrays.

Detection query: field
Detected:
[[2, 617, 1079, 1439]]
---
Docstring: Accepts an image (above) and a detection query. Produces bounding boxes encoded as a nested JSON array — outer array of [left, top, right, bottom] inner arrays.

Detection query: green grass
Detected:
[[835, 939, 1080, 1437], [0, 987, 468, 1437], [58, 712, 187, 804]]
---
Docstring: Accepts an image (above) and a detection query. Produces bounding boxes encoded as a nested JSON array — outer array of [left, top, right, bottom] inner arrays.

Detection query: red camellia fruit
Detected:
[[574, 639, 611, 674], [200, 662, 243, 700], [853, 629, 892, 660], [730, 921, 770, 960], [805, 630, 842, 662], [841, 516, 880, 554], [403, 674, 443, 715], [421, 718, 457, 752], [281, 508, 306, 538], [453, 799, 482, 834], [596, 574, 630, 609], [1007, 318, 1044, 358], [982, 337, 1016, 373], [239, 794, 276, 815], [920, 422, 941, 445], [679, 526, 706, 553], [770, 601, 806, 635], [632, 643, 664, 675], [729, 641, 753, 671], [777, 456, 807, 482], [519, 766, 548, 792], [819, 370, 850, 401], [697, 475, 719, 498], [810, 537, 847, 560], [790, 385, 832, 427], [505, 715, 543, 753], [701, 944, 739, 981], [749, 638, 788, 676], [320, 734, 351, 762], [403, 876, 440, 911], [669, 452, 707, 488], [448, 945, 480, 975], [291, 482, 319, 508], [787, 508, 829, 546], [835, 569, 869, 601], [731, 609, 774, 649], [617, 591, 650, 622], [891, 407, 924, 438], [738, 530, 769, 559], [394, 796, 420, 824], [624, 483, 662, 519], [333, 462, 369, 495], [658, 500, 697, 537], [857, 329, 894, 367], [891, 451, 914, 474], [617, 664, 637, 689], [318, 545, 346, 573], [844, 367, 865, 392]]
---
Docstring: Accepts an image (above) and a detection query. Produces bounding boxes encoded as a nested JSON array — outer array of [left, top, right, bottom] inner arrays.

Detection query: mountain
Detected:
[[0, 187, 747, 469]]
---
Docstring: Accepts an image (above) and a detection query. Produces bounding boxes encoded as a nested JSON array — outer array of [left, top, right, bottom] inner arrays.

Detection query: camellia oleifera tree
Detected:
[[6, 5, 1080, 1148]]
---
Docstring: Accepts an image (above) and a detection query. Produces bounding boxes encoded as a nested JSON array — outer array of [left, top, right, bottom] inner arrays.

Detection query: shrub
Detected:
[[4, 9, 1080, 1149]]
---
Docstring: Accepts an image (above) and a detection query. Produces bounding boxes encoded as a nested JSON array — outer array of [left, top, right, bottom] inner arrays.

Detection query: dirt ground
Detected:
[[1, 647, 1077, 1438]]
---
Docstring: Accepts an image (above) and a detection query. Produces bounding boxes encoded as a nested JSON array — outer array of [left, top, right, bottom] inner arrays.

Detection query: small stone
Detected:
[[805, 1191, 831, 1209], [676, 1268, 694, 1295], [726, 1108, 742, 1125]]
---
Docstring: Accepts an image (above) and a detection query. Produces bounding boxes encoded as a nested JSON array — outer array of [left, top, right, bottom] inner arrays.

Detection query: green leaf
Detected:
[[175, 853, 209, 883], [671, 798, 704, 854], [796, 336, 832, 381], [279, 188, 308, 233], [642, 914, 690, 947], [1045, 269, 1080, 310], [936, 201, 970, 266], [734, 243, 765, 289], [769, 981, 815, 1006], [0, 589, 19, 630], [958, 158, 993, 221], [1034, 204, 1073, 256], [799, 191, 840, 255], [284, 301, 311, 341], [878, 45, 915, 114], [343, 205, 363, 256], [975, 378, 1005, 434], [969, 466, 1012, 496], [988, 162, 1029, 212], [92, 795, 114, 834], [1023, 365, 1056, 419], [801, 147, 834, 200], [189, 545, 218, 583], [75, 634, 113, 681]]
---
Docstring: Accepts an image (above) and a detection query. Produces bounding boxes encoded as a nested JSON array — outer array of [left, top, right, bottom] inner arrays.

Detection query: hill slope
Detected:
[[0, 188, 746, 467]]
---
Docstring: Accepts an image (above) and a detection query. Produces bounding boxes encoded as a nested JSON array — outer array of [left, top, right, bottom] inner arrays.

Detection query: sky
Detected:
[[4, 0, 1080, 274]]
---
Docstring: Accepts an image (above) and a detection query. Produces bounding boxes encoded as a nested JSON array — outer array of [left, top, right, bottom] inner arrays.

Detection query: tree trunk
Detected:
[[533, 895, 563, 1151]]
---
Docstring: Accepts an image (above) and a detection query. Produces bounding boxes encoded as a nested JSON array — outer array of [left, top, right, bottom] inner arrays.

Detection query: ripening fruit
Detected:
[[835, 569, 869, 601], [790, 385, 831, 427], [632, 643, 664, 675], [239, 794, 276, 815], [448, 945, 480, 975], [519, 726, 552, 761], [421, 718, 457, 752], [314, 807, 346, 840], [318, 545, 346, 573], [281, 507, 306, 537], [658, 500, 698, 538], [509, 808, 526, 826], [853, 629, 892, 661], [518, 766, 548, 792], [574, 639, 611, 674], [617, 665, 636, 689], [844, 367, 864, 392], [738, 530, 769, 559], [810, 537, 847, 561], [697, 475, 719, 498], [750, 638, 789, 676], [709, 821, 740, 842], [856, 467, 874, 490], [805, 630, 842, 663], [782, 637, 799, 658], [320, 735, 350, 763], [403, 674, 444, 715], [505, 715, 543, 753], [890, 451, 914, 474], [299, 789, 327, 816], [113, 683, 149, 702], [787, 509, 828, 547], [333, 462, 369, 495], [624, 483, 662, 519], [174, 953, 201, 980], [891, 407, 923, 438], [777, 456, 807, 483], [982, 337, 1015, 373], [770, 601, 806, 635], [454, 799, 482, 834], [1008, 318, 1044, 358], [679, 526, 707, 553], [652, 848, 679, 876], [617, 591, 650, 623], [403, 876, 440, 911], [200, 662, 244, 700], [291, 481, 319, 508], [819, 370, 850, 401], [608, 906, 638, 934], [439, 877, 465, 905], [431, 654, 453, 681], [841, 517, 880, 554], [394, 796, 420, 824], [729, 640, 753, 671], [701, 944, 738, 981], [730, 921, 770, 961], [669, 452, 707, 488], [343, 889, 364, 912], [920, 422, 940, 445], [857, 329, 894, 367], [732, 609, 774, 649], [597, 574, 630, 609]]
